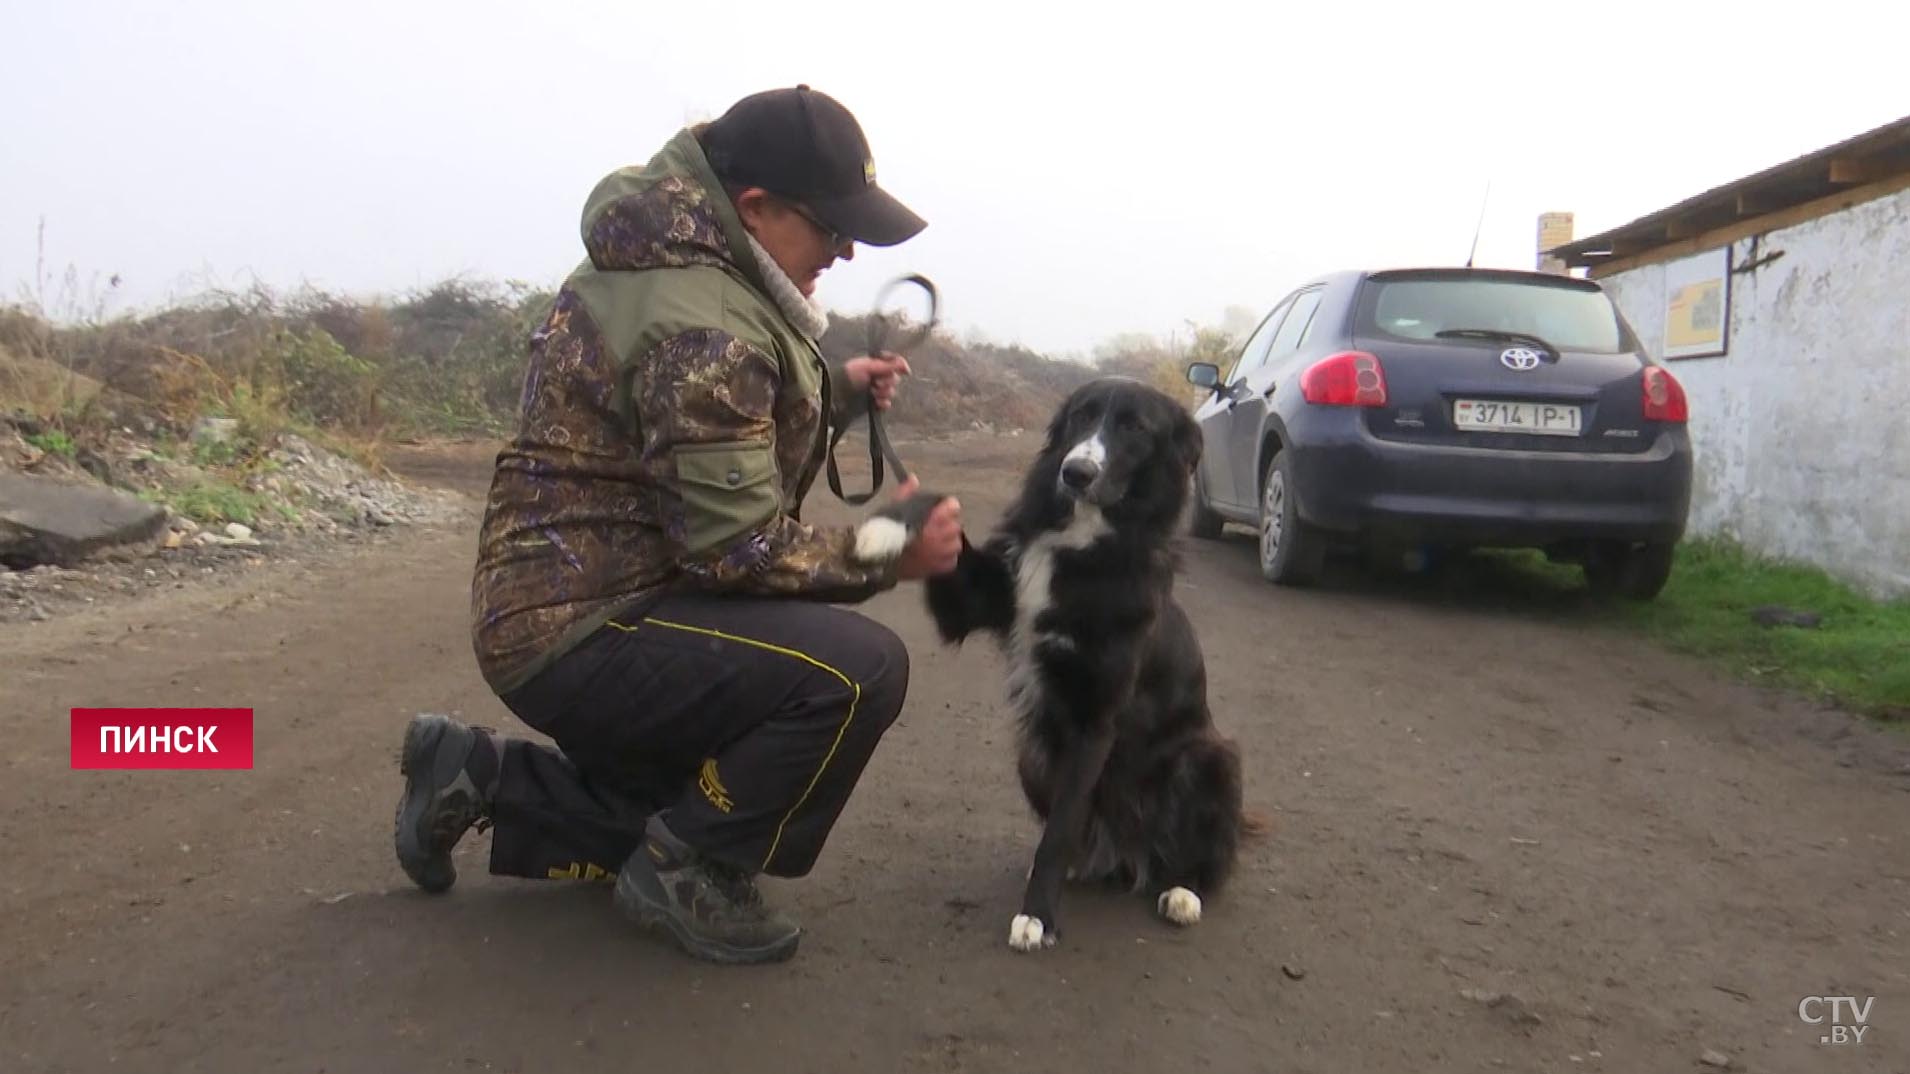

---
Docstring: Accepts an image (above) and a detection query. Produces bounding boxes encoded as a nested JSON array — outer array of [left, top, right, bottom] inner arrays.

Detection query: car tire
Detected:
[[1585, 540, 1675, 601], [1189, 473, 1225, 540], [1258, 449, 1325, 586]]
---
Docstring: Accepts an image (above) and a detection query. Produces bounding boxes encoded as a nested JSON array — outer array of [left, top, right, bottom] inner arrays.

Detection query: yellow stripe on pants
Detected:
[[605, 616, 862, 872]]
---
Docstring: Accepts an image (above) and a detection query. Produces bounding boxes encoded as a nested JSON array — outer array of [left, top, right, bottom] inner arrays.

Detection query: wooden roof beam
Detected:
[[1829, 156, 1891, 184], [1665, 216, 1709, 239], [1587, 167, 1910, 279], [1606, 236, 1654, 259]]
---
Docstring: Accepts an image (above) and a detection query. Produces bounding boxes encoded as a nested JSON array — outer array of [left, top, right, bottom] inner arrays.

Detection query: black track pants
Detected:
[[486, 594, 911, 880]]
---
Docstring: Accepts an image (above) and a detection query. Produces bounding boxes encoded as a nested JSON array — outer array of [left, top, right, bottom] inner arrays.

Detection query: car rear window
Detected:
[[1357, 275, 1628, 354]]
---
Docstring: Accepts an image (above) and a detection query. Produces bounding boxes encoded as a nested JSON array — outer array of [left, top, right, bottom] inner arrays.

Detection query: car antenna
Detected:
[[1465, 179, 1492, 268]]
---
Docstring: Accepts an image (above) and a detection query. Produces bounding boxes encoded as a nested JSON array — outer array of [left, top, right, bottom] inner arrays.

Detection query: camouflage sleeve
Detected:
[[637, 329, 900, 601]]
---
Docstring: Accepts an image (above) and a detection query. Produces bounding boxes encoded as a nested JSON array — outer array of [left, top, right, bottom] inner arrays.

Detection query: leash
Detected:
[[825, 273, 939, 505]]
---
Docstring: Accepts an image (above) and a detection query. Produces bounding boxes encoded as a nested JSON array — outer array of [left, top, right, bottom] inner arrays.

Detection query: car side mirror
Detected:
[[1186, 362, 1220, 390]]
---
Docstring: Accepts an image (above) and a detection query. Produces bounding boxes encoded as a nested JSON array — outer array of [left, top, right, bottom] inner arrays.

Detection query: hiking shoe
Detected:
[[615, 815, 801, 964], [394, 713, 498, 894]]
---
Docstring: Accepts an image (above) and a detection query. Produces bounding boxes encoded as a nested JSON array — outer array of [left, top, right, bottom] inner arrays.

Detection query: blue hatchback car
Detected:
[[1185, 267, 1694, 599]]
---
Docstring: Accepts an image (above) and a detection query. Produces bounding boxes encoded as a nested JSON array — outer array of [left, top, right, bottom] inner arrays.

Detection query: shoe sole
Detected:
[[394, 714, 458, 894], [615, 873, 801, 966]]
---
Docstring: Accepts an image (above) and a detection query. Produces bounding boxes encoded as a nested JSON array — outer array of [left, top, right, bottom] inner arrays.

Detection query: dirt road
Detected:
[[4, 434, 1907, 1073]]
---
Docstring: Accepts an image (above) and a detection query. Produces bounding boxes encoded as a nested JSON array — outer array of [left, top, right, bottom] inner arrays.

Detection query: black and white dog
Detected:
[[888, 376, 1254, 952]]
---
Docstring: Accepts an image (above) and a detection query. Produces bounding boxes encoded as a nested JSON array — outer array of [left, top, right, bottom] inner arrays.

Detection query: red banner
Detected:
[[70, 708, 255, 770]]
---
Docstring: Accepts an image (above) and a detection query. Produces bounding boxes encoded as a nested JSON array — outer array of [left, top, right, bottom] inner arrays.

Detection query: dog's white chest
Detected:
[[1004, 508, 1108, 713]]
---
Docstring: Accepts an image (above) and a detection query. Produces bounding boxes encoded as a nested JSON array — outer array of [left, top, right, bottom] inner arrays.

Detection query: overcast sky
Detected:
[[4, 0, 1905, 359]]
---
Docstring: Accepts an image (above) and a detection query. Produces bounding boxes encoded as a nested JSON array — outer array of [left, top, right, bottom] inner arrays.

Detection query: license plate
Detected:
[[1453, 399, 1583, 436]]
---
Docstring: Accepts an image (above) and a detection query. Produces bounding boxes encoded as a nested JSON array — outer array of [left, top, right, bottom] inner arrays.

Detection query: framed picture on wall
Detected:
[[1661, 245, 1731, 359]]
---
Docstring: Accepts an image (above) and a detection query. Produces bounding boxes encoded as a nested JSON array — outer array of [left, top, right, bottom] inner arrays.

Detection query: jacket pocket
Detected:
[[673, 440, 780, 554]]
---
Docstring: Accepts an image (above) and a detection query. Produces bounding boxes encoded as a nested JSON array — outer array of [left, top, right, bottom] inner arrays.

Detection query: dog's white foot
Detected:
[[1156, 886, 1202, 926], [1008, 913, 1053, 952], [852, 517, 910, 563]]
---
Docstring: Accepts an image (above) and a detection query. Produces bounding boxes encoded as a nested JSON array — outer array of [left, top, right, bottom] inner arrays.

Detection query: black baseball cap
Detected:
[[701, 85, 927, 248]]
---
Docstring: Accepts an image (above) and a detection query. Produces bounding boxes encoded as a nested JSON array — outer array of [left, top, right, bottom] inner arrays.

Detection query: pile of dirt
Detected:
[[0, 344, 108, 417], [819, 313, 1095, 434], [255, 433, 465, 531], [0, 413, 473, 623]]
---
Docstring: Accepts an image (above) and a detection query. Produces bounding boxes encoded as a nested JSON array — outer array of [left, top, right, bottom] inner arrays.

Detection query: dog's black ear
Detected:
[[1171, 407, 1203, 475], [1041, 393, 1075, 453]]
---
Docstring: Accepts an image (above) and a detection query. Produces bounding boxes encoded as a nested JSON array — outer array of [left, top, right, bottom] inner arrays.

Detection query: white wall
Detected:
[[1598, 186, 1910, 599]]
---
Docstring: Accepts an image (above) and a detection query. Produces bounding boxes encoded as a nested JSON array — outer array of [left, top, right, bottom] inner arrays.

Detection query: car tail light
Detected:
[[1642, 366, 1688, 422], [1301, 351, 1388, 407]]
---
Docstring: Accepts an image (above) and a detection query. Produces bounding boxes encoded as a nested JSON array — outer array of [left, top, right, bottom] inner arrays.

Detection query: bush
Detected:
[[270, 327, 376, 427], [819, 313, 1095, 434], [4, 274, 1196, 454], [0, 278, 555, 447]]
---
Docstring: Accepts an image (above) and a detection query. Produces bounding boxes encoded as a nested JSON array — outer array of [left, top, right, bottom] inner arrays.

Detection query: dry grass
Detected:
[[0, 279, 550, 469], [3, 270, 1238, 473], [820, 313, 1098, 434]]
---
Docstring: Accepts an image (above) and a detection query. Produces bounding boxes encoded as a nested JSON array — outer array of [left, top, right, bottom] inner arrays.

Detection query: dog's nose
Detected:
[[1060, 458, 1099, 490]]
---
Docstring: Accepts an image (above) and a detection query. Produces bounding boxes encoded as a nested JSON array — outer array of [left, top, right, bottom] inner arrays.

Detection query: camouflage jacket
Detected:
[[470, 128, 898, 695]]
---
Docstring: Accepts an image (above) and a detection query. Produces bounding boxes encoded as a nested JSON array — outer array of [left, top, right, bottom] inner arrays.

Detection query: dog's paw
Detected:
[[851, 490, 953, 564], [1156, 886, 1203, 926], [1008, 913, 1055, 952], [852, 516, 911, 563]]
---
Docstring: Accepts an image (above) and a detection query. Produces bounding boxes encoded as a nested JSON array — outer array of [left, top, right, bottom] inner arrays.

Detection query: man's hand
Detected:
[[842, 353, 911, 410], [889, 475, 963, 580]]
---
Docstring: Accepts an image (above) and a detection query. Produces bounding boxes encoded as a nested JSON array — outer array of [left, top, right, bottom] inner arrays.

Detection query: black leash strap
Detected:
[[825, 273, 939, 505]]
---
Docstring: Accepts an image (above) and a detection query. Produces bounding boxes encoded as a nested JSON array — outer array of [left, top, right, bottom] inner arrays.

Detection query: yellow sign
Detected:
[[1661, 246, 1731, 359], [1665, 279, 1724, 349]]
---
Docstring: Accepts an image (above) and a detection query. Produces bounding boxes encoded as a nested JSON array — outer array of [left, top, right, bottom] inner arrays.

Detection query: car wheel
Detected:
[[1258, 450, 1325, 585], [1189, 472, 1224, 540], [1585, 540, 1675, 601]]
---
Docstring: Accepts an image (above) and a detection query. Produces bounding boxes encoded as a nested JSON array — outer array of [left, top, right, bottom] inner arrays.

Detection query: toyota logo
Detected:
[[1500, 347, 1543, 371]]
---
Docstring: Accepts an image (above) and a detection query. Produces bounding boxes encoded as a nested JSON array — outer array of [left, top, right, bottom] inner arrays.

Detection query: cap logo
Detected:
[[863, 157, 876, 185]]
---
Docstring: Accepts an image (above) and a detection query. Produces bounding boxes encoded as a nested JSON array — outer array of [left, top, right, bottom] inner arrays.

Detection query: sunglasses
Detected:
[[779, 197, 850, 250]]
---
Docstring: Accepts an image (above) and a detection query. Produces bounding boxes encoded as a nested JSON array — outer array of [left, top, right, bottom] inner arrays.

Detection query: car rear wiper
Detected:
[[1434, 328, 1559, 357]]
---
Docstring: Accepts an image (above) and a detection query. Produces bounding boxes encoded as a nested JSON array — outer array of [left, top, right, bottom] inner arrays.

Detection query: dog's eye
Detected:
[[1114, 412, 1143, 433]]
